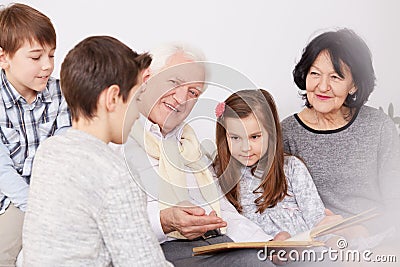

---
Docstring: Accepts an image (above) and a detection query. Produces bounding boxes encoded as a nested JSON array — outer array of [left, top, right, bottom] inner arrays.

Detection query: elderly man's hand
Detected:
[[160, 203, 227, 240]]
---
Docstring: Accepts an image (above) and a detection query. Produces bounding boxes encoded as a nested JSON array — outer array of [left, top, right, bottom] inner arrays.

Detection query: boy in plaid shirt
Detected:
[[0, 3, 70, 265]]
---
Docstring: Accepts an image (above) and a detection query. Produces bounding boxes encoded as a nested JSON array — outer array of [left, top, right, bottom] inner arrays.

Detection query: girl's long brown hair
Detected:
[[214, 89, 288, 213]]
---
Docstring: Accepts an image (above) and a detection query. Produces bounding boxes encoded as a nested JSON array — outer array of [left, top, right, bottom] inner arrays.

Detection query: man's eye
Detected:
[[188, 89, 199, 98]]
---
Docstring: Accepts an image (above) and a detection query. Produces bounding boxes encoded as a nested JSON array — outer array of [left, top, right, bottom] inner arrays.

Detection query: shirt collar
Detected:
[[1, 70, 21, 108], [241, 165, 264, 179], [40, 79, 53, 104], [0, 70, 52, 108], [139, 114, 184, 140]]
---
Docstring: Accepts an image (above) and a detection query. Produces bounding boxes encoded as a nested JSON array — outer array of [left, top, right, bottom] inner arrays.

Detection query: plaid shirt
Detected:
[[0, 70, 71, 214]]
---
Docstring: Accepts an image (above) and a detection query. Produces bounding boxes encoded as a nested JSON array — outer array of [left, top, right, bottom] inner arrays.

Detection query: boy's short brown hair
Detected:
[[0, 3, 56, 56], [60, 35, 152, 120]]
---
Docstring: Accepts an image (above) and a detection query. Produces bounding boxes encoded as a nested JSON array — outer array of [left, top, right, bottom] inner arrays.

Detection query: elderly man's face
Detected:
[[140, 52, 205, 135]]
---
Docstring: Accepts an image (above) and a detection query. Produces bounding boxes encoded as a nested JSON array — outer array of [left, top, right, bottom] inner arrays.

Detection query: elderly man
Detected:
[[112, 43, 275, 266]]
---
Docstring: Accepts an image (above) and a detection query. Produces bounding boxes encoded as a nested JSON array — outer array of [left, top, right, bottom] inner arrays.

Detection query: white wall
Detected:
[[4, 0, 400, 140]]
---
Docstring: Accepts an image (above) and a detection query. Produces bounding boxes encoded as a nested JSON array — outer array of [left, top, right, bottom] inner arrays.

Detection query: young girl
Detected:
[[213, 89, 327, 238]]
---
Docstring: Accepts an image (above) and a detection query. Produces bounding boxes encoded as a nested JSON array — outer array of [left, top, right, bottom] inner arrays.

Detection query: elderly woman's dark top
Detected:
[[281, 105, 400, 218]]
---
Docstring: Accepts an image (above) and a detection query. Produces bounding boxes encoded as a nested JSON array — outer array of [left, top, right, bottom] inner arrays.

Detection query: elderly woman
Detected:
[[281, 28, 400, 229]]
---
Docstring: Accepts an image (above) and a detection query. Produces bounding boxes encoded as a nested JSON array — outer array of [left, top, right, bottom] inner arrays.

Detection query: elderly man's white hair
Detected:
[[149, 42, 207, 73]]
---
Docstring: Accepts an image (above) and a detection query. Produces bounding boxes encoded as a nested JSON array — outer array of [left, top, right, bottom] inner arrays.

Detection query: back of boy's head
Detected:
[[0, 3, 56, 57], [60, 35, 152, 121]]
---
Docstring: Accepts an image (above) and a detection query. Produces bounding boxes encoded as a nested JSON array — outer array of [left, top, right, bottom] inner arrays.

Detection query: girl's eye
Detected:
[[251, 135, 261, 140], [31, 57, 40, 61], [230, 136, 239, 141]]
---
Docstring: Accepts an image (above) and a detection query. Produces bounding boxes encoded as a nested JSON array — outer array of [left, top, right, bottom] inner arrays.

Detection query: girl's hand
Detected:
[[271, 231, 291, 265], [273, 231, 291, 241], [316, 209, 343, 227]]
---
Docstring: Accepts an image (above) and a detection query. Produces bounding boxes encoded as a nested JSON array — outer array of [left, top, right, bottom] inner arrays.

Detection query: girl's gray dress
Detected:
[[239, 156, 325, 237]]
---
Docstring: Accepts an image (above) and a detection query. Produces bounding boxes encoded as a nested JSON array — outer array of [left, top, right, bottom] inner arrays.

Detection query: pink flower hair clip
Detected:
[[215, 102, 226, 118]]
